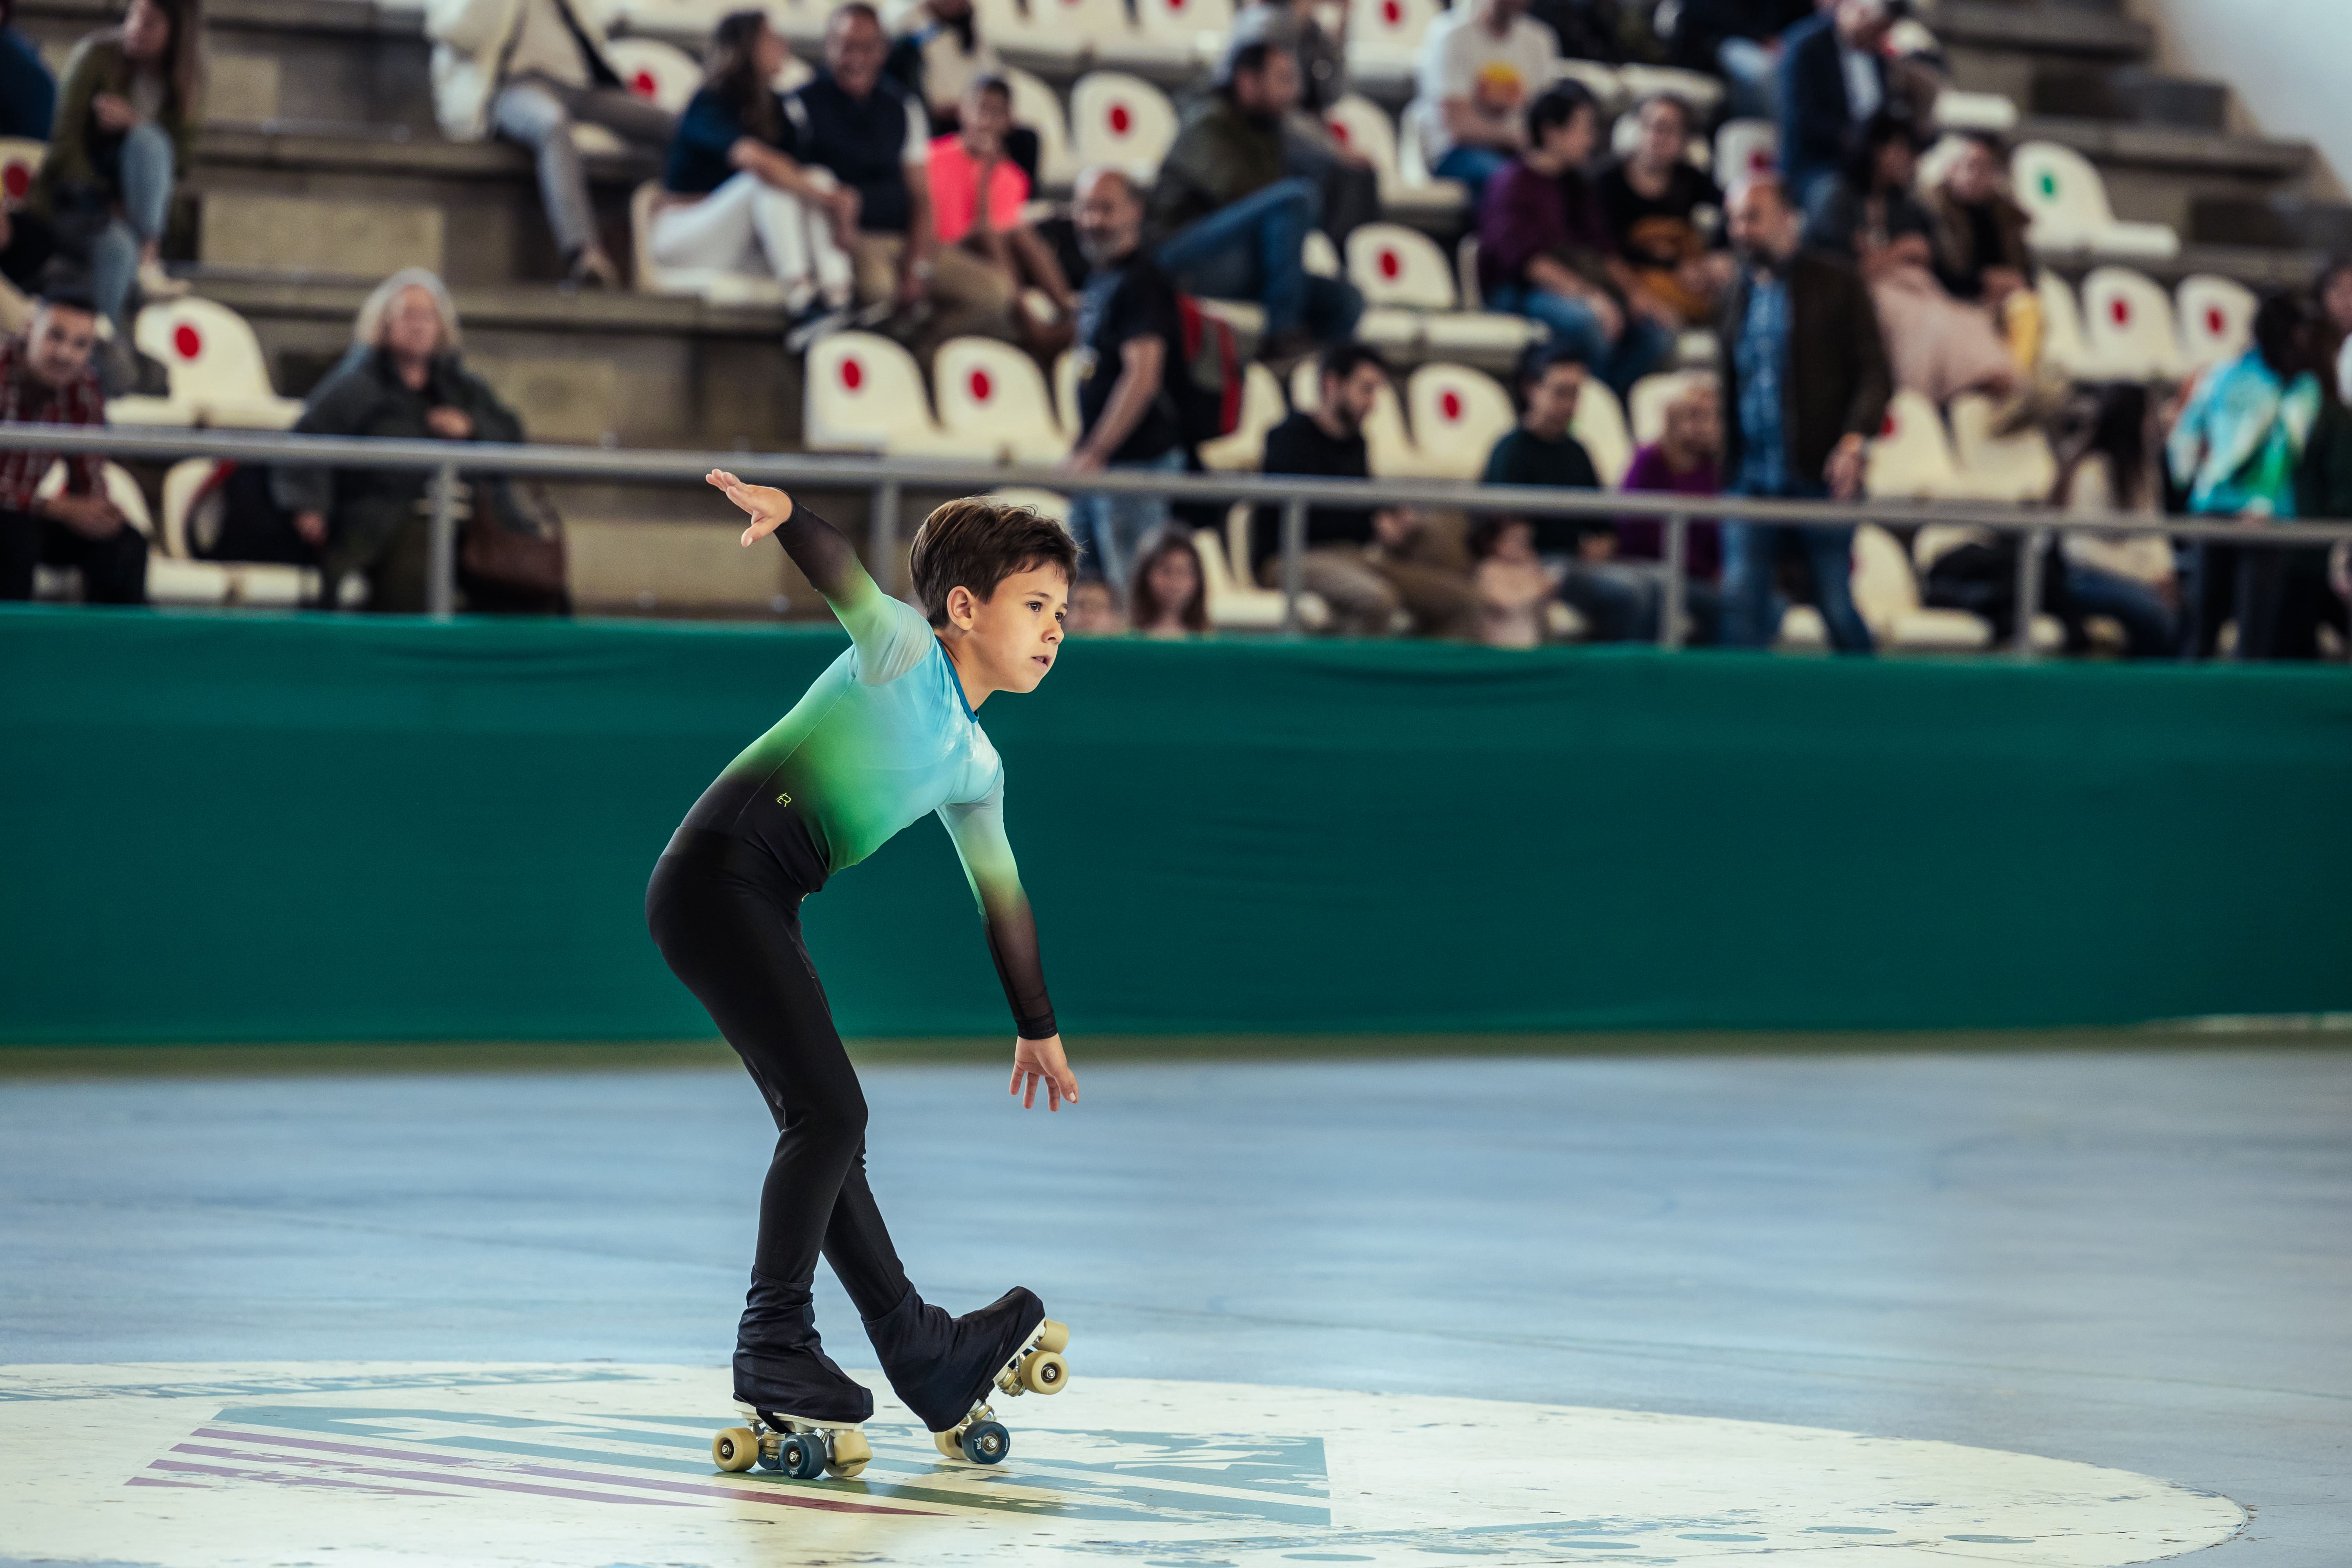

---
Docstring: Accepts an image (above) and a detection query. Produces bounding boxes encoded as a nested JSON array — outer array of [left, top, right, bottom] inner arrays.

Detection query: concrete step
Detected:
[[2038, 243, 2325, 292], [2027, 66, 2230, 131], [2015, 116, 2312, 235], [1939, 0, 2152, 107], [2187, 197, 2352, 256]]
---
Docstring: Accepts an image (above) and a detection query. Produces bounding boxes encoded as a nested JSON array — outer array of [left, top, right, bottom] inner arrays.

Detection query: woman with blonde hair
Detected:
[[270, 267, 525, 611]]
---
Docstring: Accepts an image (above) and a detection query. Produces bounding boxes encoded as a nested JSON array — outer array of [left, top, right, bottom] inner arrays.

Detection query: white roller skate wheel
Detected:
[[712, 1426, 760, 1472], [1018, 1349, 1069, 1395], [934, 1429, 964, 1460], [826, 1428, 872, 1479], [1035, 1319, 1070, 1354]]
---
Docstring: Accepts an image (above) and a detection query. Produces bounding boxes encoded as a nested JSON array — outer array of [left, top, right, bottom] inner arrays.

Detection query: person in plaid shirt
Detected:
[[0, 285, 147, 604]]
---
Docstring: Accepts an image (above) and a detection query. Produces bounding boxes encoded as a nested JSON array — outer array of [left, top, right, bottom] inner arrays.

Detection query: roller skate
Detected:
[[711, 1270, 874, 1480], [711, 1403, 873, 1480], [864, 1285, 1072, 1466]]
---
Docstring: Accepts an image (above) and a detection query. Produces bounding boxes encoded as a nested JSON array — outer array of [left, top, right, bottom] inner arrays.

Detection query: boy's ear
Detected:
[[944, 583, 979, 628]]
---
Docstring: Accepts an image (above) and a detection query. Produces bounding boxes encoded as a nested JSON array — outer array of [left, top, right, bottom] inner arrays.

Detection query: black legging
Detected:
[[646, 825, 911, 1322]]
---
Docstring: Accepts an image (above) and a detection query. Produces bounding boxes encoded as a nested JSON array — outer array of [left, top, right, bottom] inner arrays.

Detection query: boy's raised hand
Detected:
[[708, 469, 795, 547], [1011, 1034, 1079, 1112]]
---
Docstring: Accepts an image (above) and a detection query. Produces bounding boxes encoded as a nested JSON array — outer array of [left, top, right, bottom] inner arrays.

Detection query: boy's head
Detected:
[[910, 497, 1079, 693]]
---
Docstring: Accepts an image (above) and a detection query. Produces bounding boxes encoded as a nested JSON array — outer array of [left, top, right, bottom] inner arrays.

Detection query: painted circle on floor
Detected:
[[0, 1362, 2240, 1567]]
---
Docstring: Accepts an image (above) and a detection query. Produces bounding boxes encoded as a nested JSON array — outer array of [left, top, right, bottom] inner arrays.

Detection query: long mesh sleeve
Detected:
[[774, 504, 937, 682], [938, 775, 1058, 1040]]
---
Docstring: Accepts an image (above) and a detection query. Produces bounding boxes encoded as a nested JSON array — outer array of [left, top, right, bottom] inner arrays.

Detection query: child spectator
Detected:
[[1063, 576, 1124, 635], [1128, 528, 1209, 637], [1597, 95, 1730, 327], [653, 12, 855, 324], [1618, 378, 1725, 642], [1466, 514, 1552, 648], [0, 287, 145, 604], [1410, 0, 1559, 203], [929, 76, 1075, 351]]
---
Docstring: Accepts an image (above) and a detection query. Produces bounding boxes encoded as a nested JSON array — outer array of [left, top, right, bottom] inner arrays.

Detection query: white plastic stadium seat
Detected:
[[1932, 88, 2018, 132], [1552, 58, 1623, 109], [2080, 265, 2184, 381], [1290, 356, 1417, 477], [1345, 223, 1543, 358], [984, 486, 1070, 523], [1134, 0, 1232, 65], [1570, 376, 1633, 488], [603, 38, 702, 114], [1303, 228, 1341, 278], [630, 181, 793, 303], [129, 298, 303, 428], [1052, 347, 1082, 434], [0, 137, 40, 205], [1626, 369, 1710, 446], [1949, 392, 2057, 503], [1069, 72, 1179, 181], [1212, 504, 1333, 628], [1713, 119, 1777, 185], [1864, 389, 1964, 499], [1004, 67, 1078, 188], [1082, 0, 1201, 70], [1403, 362, 1514, 480], [2035, 269, 2093, 380], [804, 331, 979, 456], [933, 336, 1071, 463], [154, 456, 370, 606], [1198, 361, 1287, 471], [1848, 521, 1999, 651], [1347, 0, 1441, 74], [1613, 64, 1722, 114], [1324, 94, 1466, 220], [2011, 141, 2180, 261], [2176, 273, 2256, 372]]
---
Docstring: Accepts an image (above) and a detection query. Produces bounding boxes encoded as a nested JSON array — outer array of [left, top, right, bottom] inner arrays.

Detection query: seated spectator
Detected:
[[1597, 94, 1731, 327], [653, 12, 855, 323], [1924, 130, 2040, 367], [31, 0, 200, 385], [272, 269, 524, 613], [1801, 109, 1931, 266], [1477, 83, 1676, 398], [1466, 515, 1553, 648], [1060, 166, 1187, 590], [1257, 340, 1476, 636], [1717, 174, 1888, 653], [1669, 0, 1812, 122], [0, 286, 145, 604], [1483, 345, 1653, 641], [1776, 0, 1904, 216], [1227, 0, 1380, 241], [789, 3, 1014, 348], [1063, 575, 1124, 635], [2315, 256, 2352, 408], [1617, 377, 1725, 642], [428, 0, 673, 287], [1, 0, 57, 140], [929, 76, 1075, 352], [885, 0, 1008, 147], [0, 197, 59, 340], [1149, 39, 1363, 359], [1411, 0, 1559, 204], [1128, 527, 1210, 637]]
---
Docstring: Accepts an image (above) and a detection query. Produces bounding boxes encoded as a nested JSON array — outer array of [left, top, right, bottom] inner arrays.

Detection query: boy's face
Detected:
[[949, 563, 1069, 694]]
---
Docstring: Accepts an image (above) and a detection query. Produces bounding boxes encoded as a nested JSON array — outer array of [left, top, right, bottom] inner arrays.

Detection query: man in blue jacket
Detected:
[[0, 0, 57, 139], [1775, 0, 1900, 216]]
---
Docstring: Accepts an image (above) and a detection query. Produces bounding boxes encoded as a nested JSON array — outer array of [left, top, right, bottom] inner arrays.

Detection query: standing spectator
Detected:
[[1775, 0, 1901, 216], [271, 269, 524, 613], [1128, 527, 1210, 637], [788, 3, 1014, 348], [1670, 0, 1811, 122], [0, 288, 145, 604], [1597, 94, 1731, 326], [1618, 377, 1726, 642], [928, 76, 1074, 350], [1715, 174, 1889, 653], [32, 0, 201, 376], [1060, 166, 1187, 591], [1410, 0, 1558, 204], [1466, 514, 1553, 647], [428, 0, 673, 288], [1149, 39, 1363, 359], [1257, 340, 1476, 636], [0, 0, 57, 140], [652, 12, 855, 322], [1483, 345, 1651, 641], [1477, 83, 1675, 398], [1227, 0, 1380, 241], [2315, 256, 2352, 408]]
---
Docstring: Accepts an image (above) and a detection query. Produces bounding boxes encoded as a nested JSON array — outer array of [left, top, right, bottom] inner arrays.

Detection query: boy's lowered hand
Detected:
[[708, 469, 795, 546], [1010, 1034, 1079, 1112]]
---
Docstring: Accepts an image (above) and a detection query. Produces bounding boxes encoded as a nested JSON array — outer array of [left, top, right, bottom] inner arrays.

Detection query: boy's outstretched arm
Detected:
[[709, 470, 926, 676], [940, 786, 1079, 1112]]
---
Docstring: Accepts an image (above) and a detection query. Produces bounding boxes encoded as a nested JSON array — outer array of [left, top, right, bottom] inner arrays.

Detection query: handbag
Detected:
[[459, 477, 571, 614]]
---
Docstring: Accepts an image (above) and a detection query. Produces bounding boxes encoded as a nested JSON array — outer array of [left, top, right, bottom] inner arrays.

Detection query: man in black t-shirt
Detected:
[[1059, 165, 1187, 592], [1257, 341, 1474, 637], [1596, 95, 1730, 326], [1481, 345, 1653, 641]]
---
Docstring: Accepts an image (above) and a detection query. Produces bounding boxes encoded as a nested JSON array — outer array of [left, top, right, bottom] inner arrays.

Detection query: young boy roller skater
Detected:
[[647, 477, 1080, 1474]]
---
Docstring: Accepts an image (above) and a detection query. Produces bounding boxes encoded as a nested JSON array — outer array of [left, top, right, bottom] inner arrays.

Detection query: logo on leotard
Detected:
[[775, 792, 793, 805]]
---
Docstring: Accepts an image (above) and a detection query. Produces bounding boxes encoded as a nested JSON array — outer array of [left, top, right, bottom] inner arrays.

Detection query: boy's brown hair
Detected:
[[908, 497, 1080, 626]]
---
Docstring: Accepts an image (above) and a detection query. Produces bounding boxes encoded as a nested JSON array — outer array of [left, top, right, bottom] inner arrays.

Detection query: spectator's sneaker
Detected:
[[863, 1285, 1070, 1465], [1255, 328, 1317, 368], [784, 303, 857, 355], [136, 258, 190, 301]]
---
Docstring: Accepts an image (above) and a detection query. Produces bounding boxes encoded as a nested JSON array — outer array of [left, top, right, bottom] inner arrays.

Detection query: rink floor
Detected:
[[3, 1039, 2345, 1566]]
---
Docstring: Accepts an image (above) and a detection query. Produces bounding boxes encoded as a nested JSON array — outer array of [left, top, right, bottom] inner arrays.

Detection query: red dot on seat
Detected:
[[173, 323, 203, 360], [1328, 120, 1350, 147], [1880, 412, 1897, 437], [2110, 298, 2130, 326], [1440, 390, 1462, 421], [2205, 306, 2225, 336], [1, 164, 27, 200], [1378, 249, 1401, 280], [1382, 0, 1401, 23], [970, 368, 993, 402], [1109, 103, 1132, 136], [1170, 0, 1185, 9], [632, 70, 657, 98], [841, 358, 864, 392]]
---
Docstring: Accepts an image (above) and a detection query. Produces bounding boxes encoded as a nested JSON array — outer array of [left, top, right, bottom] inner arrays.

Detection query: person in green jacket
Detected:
[[33, 0, 202, 359]]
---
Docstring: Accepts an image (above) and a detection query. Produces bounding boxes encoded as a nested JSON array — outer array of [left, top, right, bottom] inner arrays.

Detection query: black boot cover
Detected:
[[862, 1284, 1046, 1432], [733, 1269, 874, 1425]]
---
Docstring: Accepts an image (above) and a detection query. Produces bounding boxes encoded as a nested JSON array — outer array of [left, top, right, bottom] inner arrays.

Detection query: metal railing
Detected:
[[9, 421, 2352, 654]]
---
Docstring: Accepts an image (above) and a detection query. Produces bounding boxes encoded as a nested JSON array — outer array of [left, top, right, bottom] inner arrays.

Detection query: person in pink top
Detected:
[[927, 76, 1073, 352]]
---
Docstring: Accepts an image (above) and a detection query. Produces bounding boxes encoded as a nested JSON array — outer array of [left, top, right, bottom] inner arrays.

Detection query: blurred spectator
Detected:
[[33, 0, 201, 381], [1716, 174, 1888, 653], [1814, 111, 2015, 407], [1129, 527, 1210, 636], [1150, 39, 1363, 358], [1618, 377, 1725, 642], [1258, 340, 1475, 636], [1776, 0, 1901, 216], [1483, 344, 1650, 641], [1597, 94, 1731, 326], [1228, 0, 1380, 241], [1925, 130, 2039, 367], [1063, 575, 1124, 635], [1528, 0, 1662, 65], [0, 287, 145, 604], [1669, 0, 1811, 122], [1412, 0, 1558, 203], [2316, 256, 2352, 408], [788, 5, 1014, 347], [885, 0, 1009, 148], [930, 76, 1075, 352], [0, 0, 56, 139], [653, 12, 855, 324], [272, 269, 524, 613], [1477, 83, 1675, 397], [1060, 166, 1186, 590], [0, 196, 59, 340], [1466, 514, 1552, 647], [430, 0, 672, 288]]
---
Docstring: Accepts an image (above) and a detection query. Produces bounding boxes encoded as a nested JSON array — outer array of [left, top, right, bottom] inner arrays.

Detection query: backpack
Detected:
[[1168, 294, 1243, 448]]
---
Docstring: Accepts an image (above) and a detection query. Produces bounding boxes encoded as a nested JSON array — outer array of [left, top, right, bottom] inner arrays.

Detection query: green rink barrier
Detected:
[[4, 606, 2349, 1044]]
